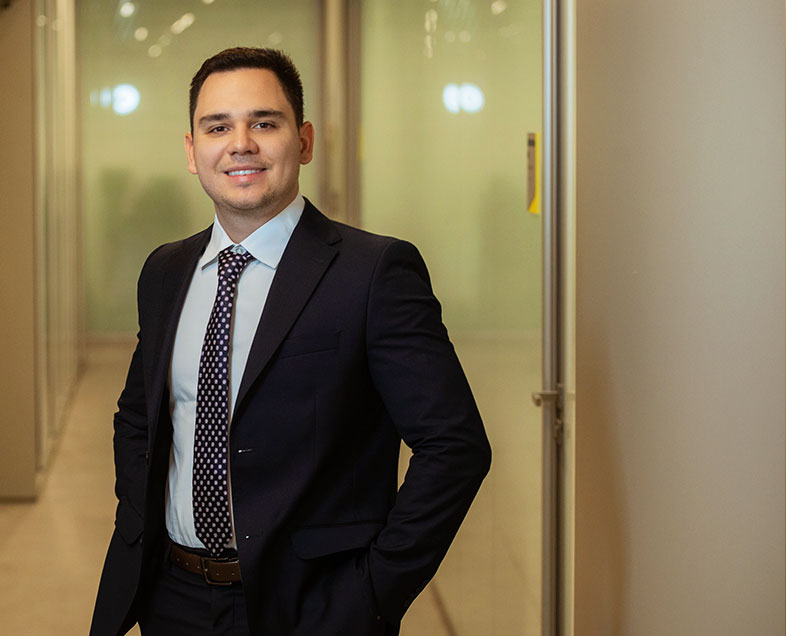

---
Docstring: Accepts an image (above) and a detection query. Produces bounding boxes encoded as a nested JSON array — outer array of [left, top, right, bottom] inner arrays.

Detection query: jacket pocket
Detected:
[[277, 331, 340, 359], [290, 521, 384, 560], [115, 497, 144, 545]]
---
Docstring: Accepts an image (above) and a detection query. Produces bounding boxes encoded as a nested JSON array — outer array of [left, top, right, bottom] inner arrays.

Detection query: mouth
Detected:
[[226, 168, 264, 176]]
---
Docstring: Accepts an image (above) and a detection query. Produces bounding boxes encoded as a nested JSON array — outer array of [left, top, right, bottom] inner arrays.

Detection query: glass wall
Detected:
[[78, 1, 544, 632], [35, 0, 81, 472], [79, 0, 322, 334], [359, 1, 543, 633]]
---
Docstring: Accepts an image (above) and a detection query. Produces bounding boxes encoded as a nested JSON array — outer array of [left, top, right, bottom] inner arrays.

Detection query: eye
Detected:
[[208, 125, 228, 134], [253, 121, 275, 130]]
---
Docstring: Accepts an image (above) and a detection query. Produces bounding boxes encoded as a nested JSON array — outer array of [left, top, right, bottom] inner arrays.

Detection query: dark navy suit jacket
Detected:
[[90, 200, 491, 636]]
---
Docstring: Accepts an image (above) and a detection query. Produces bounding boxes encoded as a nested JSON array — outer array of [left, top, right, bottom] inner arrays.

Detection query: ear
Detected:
[[299, 121, 315, 165], [185, 132, 198, 175]]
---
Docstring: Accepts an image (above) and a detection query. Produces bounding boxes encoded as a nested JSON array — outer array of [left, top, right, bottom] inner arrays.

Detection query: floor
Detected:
[[0, 343, 450, 636], [0, 335, 542, 635]]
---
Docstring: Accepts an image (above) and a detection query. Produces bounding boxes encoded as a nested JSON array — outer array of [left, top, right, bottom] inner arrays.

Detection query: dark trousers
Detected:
[[138, 545, 249, 636]]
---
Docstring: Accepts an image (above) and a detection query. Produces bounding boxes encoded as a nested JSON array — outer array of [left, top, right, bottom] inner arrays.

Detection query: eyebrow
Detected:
[[197, 109, 287, 128]]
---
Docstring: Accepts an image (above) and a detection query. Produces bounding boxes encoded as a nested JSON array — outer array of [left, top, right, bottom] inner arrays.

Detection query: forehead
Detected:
[[195, 68, 293, 119]]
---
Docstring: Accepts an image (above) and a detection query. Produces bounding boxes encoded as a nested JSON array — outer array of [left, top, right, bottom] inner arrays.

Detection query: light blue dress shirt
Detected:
[[165, 195, 304, 550]]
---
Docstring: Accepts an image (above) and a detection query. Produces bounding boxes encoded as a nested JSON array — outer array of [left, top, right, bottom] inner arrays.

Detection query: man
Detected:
[[91, 47, 490, 636]]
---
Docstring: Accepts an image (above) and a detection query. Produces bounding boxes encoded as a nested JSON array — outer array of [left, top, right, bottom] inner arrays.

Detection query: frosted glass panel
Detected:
[[79, 0, 321, 334], [78, 1, 544, 631], [360, 1, 544, 633]]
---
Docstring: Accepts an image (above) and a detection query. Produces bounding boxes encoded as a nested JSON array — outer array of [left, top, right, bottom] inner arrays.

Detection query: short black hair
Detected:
[[189, 47, 304, 131]]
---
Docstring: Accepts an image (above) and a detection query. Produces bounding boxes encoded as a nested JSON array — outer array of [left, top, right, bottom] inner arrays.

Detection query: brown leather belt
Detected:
[[169, 542, 242, 586]]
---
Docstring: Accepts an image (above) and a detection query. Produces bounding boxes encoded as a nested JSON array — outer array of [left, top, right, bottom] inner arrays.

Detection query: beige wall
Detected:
[[574, 1, 785, 634], [0, 1, 38, 498]]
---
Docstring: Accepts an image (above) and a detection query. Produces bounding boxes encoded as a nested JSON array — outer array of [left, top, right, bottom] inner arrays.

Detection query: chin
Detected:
[[225, 196, 282, 217]]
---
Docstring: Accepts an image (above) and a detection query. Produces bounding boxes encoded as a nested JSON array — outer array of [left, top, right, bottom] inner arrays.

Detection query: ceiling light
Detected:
[[491, 1, 508, 16], [442, 83, 485, 114], [171, 13, 196, 35], [119, 2, 136, 18], [112, 84, 140, 116]]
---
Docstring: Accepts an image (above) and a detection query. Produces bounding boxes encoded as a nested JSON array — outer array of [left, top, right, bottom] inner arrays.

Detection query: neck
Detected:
[[216, 193, 298, 243], [216, 211, 275, 243]]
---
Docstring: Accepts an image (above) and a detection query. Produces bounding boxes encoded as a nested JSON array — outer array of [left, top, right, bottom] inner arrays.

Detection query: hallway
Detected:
[[0, 343, 451, 635]]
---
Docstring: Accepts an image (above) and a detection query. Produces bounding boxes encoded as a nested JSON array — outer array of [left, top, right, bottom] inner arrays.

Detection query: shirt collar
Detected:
[[198, 194, 305, 271]]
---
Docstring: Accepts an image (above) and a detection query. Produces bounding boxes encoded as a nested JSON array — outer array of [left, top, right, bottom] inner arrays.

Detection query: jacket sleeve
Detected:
[[364, 239, 492, 621], [112, 335, 148, 527], [112, 246, 164, 532]]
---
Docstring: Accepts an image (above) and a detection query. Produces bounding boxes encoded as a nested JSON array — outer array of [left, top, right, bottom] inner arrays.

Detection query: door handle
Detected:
[[531, 390, 559, 407]]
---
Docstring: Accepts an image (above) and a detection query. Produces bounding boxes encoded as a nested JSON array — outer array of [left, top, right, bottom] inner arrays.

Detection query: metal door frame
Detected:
[[542, 0, 575, 634]]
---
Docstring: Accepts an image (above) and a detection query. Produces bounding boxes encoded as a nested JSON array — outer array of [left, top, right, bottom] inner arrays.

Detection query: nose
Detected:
[[229, 127, 258, 155]]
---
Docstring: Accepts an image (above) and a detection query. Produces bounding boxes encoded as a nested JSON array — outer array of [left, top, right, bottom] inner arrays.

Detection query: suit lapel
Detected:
[[235, 202, 340, 411], [144, 228, 211, 434]]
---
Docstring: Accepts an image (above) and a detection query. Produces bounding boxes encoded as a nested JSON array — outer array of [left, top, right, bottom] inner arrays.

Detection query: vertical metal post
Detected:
[[319, 0, 362, 226], [541, 0, 561, 634], [557, 0, 576, 632]]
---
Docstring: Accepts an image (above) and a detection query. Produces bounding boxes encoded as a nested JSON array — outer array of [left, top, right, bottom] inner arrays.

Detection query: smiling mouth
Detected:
[[226, 169, 264, 176]]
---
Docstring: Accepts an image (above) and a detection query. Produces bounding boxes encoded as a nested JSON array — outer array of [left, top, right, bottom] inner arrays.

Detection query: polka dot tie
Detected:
[[193, 246, 254, 556]]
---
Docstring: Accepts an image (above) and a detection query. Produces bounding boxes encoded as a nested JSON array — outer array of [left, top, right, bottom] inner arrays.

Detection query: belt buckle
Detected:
[[200, 556, 234, 586]]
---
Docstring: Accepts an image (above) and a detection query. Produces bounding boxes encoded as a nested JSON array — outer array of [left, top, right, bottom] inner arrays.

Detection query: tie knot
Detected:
[[217, 246, 254, 283]]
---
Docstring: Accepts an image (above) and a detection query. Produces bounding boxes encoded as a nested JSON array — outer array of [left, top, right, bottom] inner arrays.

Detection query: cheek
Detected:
[[204, 150, 221, 167], [195, 145, 222, 167], [283, 146, 305, 170]]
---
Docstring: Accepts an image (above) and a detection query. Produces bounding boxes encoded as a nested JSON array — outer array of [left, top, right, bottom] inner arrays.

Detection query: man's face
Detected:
[[185, 68, 313, 225]]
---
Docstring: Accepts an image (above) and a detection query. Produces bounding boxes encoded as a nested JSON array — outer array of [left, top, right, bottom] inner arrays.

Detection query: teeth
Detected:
[[228, 169, 261, 176]]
